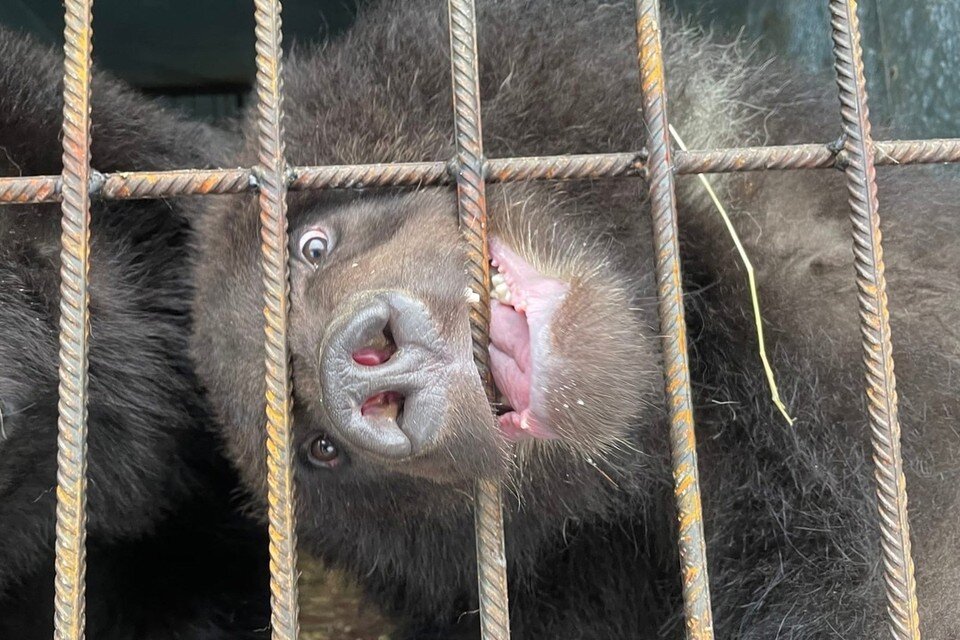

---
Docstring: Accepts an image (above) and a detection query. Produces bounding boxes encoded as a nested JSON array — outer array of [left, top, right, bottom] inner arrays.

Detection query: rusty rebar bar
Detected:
[[101, 168, 252, 199], [829, 1, 920, 639], [447, 1, 511, 638], [677, 144, 836, 172], [486, 151, 644, 181], [635, 2, 714, 638], [292, 161, 449, 190], [871, 138, 960, 166], [52, 1, 94, 639], [675, 139, 960, 173], [253, 1, 301, 639], [0, 175, 61, 203], [2, 139, 960, 206]]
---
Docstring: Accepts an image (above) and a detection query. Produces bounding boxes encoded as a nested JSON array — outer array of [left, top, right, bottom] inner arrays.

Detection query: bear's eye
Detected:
[[298, 229, 332, 266], [308, 434, 340, 468]]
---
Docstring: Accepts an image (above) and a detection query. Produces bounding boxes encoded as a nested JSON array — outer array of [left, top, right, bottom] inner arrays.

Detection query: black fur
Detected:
[[0, 28, 269, 638], [192, 1, 960, 638]]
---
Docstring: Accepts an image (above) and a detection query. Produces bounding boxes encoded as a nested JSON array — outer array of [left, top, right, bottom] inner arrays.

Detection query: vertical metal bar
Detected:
[[446, 1, 511, 638], [253, 1, 301, 639], [828, 2, 921, 638], [634, 2, 714, 638], [53, 0, 94, 638]]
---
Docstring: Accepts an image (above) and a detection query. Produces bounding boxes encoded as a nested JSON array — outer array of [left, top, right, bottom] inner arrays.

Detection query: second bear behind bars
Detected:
[[192, 0, 960, 638]]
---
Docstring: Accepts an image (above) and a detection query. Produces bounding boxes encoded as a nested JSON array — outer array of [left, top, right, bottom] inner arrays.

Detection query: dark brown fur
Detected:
[[0, 28, 269, 639], [192, 1, 960, 637]]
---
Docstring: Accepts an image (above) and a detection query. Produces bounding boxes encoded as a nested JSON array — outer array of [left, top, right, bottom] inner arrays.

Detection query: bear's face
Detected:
[[285, 190, 500, 485], [193, 185, 657, 510]]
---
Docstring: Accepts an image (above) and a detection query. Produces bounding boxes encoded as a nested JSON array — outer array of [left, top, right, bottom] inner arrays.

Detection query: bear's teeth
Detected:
[[490, 271, 512, 303], [490, 283, 512, 304]]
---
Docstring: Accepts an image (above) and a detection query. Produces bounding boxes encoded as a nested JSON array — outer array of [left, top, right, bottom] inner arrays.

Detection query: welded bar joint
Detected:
[[252, 1, 301, 640], [829, 1, 921, 639], [635, 1, 715, 638]]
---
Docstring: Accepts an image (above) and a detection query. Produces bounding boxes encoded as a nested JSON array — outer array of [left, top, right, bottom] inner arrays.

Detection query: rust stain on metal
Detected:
[[2, 140, 960, 207], [486, 152, 643, 182], [829, 1, 921, 639], [0, 176, 60, 203], [53, 0, 94, 639], [637, 13, 664, 85], [101, 169, 253, 199], [253, 1, 301, 640], [292, 161, 448, 190], [635, 1, 715, 638], [447, 0, 511, 638]]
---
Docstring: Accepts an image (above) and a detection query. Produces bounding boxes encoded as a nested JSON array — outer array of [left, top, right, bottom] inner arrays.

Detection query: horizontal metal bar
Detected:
[[103, 169, 253, 199], [677, 138, 960, 172], [0, 170, 253, 204], [291, 161, 449, 190], [1, 138, 958, 205]]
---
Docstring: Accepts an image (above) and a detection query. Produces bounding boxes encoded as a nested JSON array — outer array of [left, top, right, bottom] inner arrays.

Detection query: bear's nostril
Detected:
[[321, 293, 447, 458], [352, 324, 397, 366], [360, 391, 405, 426], [352, 347, 393, 366]]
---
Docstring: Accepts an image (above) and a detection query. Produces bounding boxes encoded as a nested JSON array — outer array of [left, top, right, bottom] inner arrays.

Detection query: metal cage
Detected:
[[0, 0, 956, 638]]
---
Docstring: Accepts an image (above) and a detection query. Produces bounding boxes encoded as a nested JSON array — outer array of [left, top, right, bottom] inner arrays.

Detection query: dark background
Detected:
[[0, 0, 956, 137], [669, 0, 959, 138]]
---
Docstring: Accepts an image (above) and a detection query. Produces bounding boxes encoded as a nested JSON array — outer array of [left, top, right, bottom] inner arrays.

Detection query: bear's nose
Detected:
[[319, 290, 452, 459]]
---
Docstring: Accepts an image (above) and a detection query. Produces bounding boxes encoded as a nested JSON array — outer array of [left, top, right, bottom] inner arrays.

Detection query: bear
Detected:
[[191, 0, 960, 637], [0, 26, 270, 639]]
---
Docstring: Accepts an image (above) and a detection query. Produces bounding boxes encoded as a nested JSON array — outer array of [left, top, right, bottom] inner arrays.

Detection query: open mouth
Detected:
[[488, 237, 569, 442], [327, 245, 571, 450]]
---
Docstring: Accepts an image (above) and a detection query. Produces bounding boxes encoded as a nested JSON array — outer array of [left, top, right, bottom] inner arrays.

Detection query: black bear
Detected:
[[192, 0, 960, 637], [0, 27, 269, 639]]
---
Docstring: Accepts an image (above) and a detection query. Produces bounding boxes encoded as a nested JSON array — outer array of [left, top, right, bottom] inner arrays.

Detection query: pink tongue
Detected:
[[489, 300, 531, 408], [488, 239, 569, 442]]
